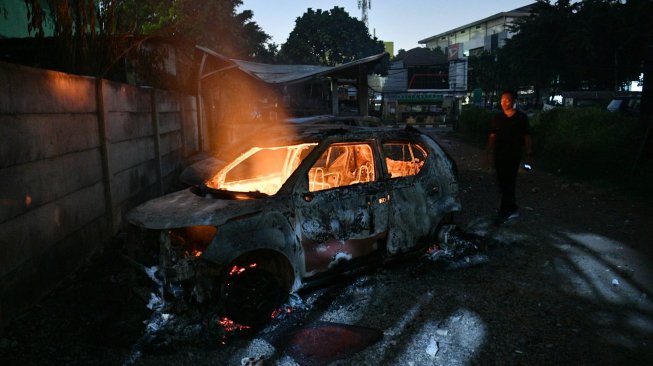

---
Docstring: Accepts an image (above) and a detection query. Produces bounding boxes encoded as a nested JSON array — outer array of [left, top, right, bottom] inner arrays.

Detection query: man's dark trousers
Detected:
[[495, 153, 520, 216]]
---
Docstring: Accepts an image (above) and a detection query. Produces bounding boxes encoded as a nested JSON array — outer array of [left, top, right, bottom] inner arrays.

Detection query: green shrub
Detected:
[[458, 106, 495, 146], [532, 108, 639, 178], [457, 106, 650, 203], [533, 108, 651, 202]]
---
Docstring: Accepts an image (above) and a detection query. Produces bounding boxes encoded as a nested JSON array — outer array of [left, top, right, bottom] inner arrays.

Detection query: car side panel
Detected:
[[385, 178, 432, 254], [294, 181, 388, 276], [385, 135, 460, 255]]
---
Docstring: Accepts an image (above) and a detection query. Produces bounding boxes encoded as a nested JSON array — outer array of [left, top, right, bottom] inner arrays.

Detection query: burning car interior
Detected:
[[309, 143, 376, 191], [205, 143, 317, 196]]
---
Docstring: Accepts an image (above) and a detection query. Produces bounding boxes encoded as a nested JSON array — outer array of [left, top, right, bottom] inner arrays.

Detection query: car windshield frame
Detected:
[[205, 142, 318, 196]]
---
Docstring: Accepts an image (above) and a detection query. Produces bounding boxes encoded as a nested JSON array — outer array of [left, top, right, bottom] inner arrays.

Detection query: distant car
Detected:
[[288, 114, 384, 127], [541, 102, 560, 112], [607, 94, 641, 116], [126, 122, 460, 326]]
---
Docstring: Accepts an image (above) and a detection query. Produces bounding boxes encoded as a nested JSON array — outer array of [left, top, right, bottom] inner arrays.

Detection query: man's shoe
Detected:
[[494, 211, 519, 227], [506, 211, 520, 221]]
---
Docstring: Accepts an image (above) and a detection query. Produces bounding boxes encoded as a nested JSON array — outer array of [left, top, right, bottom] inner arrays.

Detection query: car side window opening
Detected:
[[308, 143, 376, 192], [382, 141, 428, 178]]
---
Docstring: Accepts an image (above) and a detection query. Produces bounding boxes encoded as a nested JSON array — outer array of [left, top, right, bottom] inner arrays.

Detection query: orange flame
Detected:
[[207, 71, 291, 148], [185, 249, 202, 257], [426, 243, 441, 255], [228, 263, 257, 276], [271, 307, 294, 319], [205, 142, 316, 196], [203, 69, 315, 196], [217, 317, 251, 332]]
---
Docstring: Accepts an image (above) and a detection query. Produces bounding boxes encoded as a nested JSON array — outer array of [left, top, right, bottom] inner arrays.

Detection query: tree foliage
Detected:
[[22, 0, 111, 75], [278, 6, 386, 69], [20, 0, 273, 83], [467, 50, 501, 104], [496, 0, 652, 94], [113, 0, 272, 60]]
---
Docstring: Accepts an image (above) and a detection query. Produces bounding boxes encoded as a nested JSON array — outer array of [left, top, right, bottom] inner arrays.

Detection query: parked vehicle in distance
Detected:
[[607, 94, 641, 116], [126, 120, 460, 326], [543, 91, 613, 112]]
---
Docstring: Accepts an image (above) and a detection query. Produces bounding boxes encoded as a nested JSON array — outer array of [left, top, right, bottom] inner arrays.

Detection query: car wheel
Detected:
[[221, 266, 284, 327]]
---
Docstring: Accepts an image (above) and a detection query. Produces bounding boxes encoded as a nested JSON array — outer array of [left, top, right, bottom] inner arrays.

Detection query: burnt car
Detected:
[[126, 123, 460, 326]]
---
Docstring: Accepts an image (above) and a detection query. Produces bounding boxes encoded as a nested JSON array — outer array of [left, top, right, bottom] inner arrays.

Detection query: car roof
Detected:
[[287, 114, 384, 127], [254, 122, 422, 146], [182, 123, 433, 187]]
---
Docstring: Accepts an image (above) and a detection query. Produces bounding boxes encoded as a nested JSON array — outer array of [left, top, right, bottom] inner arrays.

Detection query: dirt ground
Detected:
[[1, 130, 652, 366]]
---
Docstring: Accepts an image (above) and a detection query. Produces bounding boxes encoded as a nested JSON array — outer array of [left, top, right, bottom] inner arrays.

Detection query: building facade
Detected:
[[418, 4, 534, 57], [381, 4, 535, 124], [417, 4, 535, 109], [382, 47, 455, 124]]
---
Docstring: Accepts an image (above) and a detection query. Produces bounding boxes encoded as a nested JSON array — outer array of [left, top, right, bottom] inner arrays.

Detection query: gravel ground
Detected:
[[1, 130, 652, 366]]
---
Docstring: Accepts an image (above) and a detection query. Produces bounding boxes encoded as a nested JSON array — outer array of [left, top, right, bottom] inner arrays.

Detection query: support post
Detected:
[[358, 65, 369, 116], [196, 54, 208, 152], [331, 77, 339, 115], [95, 78, 116, 233], [178, 94, 188, 158], [151, 89, 164, 195]]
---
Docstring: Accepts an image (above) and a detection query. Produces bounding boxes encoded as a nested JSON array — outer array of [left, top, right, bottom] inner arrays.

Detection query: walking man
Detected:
[[486, 90, 532, 226]]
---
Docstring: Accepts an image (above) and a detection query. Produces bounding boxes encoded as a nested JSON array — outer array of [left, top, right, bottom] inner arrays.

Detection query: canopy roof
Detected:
[[196, 46, 387, 84]]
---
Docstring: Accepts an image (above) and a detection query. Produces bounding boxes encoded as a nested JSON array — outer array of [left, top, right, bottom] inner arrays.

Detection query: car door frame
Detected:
[[291, 138, 390, 278], [381, 136, 441, 255]]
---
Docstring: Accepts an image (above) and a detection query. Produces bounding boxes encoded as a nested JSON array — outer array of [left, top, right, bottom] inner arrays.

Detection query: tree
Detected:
[[278, 6, 386, 69], [499, 0, 653, 95], [620, 0, 653, 87], [119, 0, 271, 60], [20, 0, 273, 83], [566, 0, 630, 90], [19, 0, 134, 79], [468, 50, 500, 103], [497, 0, 577, 98]]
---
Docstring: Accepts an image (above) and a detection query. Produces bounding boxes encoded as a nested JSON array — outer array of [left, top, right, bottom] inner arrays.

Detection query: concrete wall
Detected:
[[0, 61, 199, 331]]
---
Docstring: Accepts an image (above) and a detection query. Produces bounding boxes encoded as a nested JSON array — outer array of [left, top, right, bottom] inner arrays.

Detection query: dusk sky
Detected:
[[239, 0, 535, 53]]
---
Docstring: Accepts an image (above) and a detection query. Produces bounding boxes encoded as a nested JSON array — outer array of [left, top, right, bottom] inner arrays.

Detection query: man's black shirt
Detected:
[[490, 110, 530, 159]]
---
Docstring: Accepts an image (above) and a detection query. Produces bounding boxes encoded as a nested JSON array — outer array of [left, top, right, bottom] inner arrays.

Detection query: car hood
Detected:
[[179, 156, 226, 186], [126, 188, 266, 229]]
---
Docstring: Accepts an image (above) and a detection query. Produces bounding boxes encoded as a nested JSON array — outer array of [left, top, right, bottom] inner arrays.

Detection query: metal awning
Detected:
[[195, 45, 387, 84]]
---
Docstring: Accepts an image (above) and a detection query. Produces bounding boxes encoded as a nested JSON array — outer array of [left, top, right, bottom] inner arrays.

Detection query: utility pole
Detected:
[[358, 0, 371, 28], [633, 45, 652, 173]]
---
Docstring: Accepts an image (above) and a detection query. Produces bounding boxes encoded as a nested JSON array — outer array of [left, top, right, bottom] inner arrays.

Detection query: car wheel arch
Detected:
[[220, 248, 296, 326]]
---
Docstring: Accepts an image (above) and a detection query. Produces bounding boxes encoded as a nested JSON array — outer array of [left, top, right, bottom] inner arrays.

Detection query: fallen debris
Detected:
[[241, 355, 265, 366], [425, 225, 488, 268], [426, 338, 439, 357], [612, 278, 620, 286]]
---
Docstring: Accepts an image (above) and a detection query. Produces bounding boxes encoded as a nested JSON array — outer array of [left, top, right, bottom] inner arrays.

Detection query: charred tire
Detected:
[[221, 267, 284, 327]]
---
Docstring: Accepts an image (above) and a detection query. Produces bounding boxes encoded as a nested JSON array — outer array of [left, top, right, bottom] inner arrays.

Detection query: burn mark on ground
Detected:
[[281, 322, 383, 366]]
